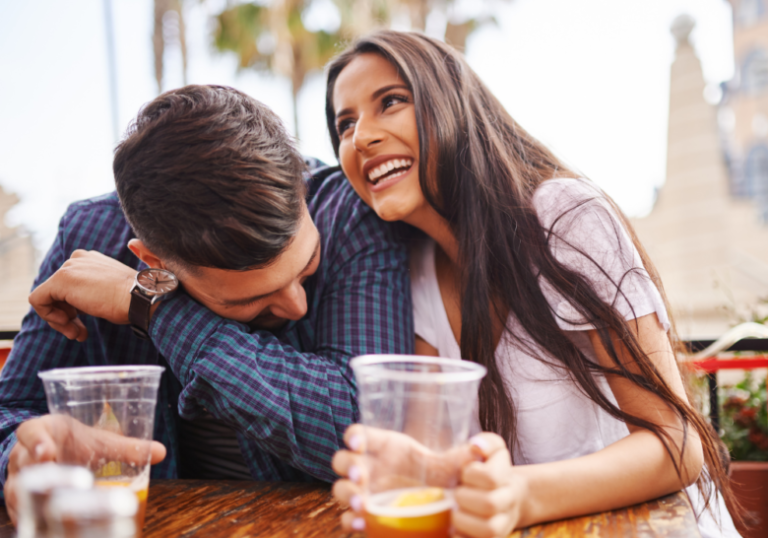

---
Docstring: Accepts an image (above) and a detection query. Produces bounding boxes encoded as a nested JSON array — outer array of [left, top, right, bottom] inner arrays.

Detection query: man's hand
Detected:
[[4, 415, 167, 526], [29, 250, 138, 342]]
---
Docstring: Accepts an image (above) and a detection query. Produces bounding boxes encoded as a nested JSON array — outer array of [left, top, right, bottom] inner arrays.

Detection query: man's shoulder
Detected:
[[58, 192, 135, 260], [305, 162, 376, 237], [304, 160, 410, 269], [64, 192, 124, 220], [306, 164, 359, 211]]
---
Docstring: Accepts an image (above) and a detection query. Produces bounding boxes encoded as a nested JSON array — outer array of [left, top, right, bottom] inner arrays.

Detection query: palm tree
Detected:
[[394, 0, 503, 51], [213, 0, 339, 138], [209, 0, 509, 137], [154, 0, 188, 94], [333, 0, 391, 38]]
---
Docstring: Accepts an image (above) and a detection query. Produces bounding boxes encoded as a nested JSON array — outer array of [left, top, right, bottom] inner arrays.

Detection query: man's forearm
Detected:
[[150, 293, 357, 481]]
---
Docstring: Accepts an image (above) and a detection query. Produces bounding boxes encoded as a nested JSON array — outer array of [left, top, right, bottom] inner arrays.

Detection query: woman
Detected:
[[326, 31, 741, 537]]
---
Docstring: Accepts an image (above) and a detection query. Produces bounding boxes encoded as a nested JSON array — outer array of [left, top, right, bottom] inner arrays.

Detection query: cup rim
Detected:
[[350, 354, 486, 383], [38, 365, 165, 382]]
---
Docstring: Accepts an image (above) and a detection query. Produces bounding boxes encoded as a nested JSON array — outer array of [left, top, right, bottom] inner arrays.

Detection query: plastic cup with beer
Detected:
[[350, 355, 486, 538], [38, 365, 164, 536]]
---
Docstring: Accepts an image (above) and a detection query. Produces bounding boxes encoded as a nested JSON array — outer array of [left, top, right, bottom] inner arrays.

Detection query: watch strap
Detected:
[[129, 290, 152, 340]]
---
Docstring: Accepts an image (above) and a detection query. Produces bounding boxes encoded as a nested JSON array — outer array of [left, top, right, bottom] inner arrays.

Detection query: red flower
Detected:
[[748, 430, 768, 451], [742, 408, 757, 420], [734, 409, 757, 428], [723, 395, 748, 412]]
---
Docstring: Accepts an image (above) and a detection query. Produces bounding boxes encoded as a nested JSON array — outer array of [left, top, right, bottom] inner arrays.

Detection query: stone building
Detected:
[[722, 0, 768, 210], [0, 186, 36, 332], [631, 7, 768, 338]]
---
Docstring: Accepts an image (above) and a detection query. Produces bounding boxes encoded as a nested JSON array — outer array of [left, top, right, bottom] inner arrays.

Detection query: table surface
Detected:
[[0, 480, 700, 537]]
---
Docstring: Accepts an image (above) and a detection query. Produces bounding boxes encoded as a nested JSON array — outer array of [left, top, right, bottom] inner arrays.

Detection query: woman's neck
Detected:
[[404, 203, 459, 265]]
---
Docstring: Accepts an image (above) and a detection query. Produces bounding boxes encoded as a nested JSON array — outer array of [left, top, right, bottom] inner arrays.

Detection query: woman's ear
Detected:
[[127, 239, 166, 269]]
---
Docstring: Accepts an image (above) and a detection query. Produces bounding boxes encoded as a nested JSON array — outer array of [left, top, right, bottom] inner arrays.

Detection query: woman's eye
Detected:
[[382, 94, 408, 110], [337, 119, 354, 136]]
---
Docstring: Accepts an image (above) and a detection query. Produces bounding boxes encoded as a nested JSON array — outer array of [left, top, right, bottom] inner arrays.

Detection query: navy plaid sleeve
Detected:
[[150, 171, 413, 482], [0, 219, 68, 485]]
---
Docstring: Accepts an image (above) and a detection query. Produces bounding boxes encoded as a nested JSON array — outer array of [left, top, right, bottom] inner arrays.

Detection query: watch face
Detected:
[[136, 268, 178, 296]]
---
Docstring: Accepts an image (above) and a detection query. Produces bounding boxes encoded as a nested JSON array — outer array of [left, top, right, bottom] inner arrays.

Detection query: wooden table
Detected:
[[510, 491, 700, 537], [0, 480, 699, 537]]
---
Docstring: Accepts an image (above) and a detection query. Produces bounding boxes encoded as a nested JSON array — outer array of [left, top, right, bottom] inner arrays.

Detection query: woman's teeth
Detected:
[[368, 158, 413, 184]]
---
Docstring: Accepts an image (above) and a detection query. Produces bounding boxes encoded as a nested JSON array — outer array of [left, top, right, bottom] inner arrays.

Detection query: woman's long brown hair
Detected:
[[325, 30, 742, 525]]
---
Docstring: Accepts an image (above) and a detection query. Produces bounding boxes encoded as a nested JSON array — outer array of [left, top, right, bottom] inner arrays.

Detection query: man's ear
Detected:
[[127, 239, 166, 270]]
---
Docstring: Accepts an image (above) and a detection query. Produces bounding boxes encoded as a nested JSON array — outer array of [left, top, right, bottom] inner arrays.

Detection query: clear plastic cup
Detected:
[[17, 463, 94, 538], [45, 487, 138, 538], [350, 355, 486, 538], [38, 366, 164, 535]]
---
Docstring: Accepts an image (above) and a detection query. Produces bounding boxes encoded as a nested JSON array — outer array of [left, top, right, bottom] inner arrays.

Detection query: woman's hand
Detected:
[[331, 425, 372, 532], [452, 433, 528, 538], [331, 424, 477, 533], [331, 426, 526, 537]]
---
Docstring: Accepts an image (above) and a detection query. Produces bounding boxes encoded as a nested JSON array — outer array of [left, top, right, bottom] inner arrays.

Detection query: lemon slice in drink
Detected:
[[391, 487, 445, 507]]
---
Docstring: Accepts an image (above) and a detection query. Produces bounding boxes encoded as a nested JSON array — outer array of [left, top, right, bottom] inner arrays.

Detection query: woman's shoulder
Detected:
[[532, 177, 615, 232], [533, 177, 604, 210]]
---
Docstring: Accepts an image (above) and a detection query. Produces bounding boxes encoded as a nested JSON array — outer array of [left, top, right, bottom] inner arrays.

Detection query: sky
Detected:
[[0, 0, 735, 254]]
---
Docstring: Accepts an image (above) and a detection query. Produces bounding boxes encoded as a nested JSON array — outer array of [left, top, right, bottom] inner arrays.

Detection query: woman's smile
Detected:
[[362, 154, 415, 192]]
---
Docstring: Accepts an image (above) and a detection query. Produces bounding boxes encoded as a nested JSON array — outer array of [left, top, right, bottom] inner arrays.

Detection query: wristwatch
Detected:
[[129, 268, 179, 339]]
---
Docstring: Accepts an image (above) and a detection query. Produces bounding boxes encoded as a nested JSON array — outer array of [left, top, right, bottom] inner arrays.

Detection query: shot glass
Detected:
[[38, 365, 164, 535], [17, 463, 94, 538], [45, 486, 138, 538], [350, 355, 486, 538]]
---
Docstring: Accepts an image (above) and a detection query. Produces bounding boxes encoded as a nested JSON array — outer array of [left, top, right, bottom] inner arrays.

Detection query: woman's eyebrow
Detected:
[[335, 84, 411, 120], [371, 84, 410, 100], [335, 107, 353, 120]]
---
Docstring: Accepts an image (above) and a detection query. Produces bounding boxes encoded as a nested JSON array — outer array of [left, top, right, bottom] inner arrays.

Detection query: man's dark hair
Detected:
[[114, 84, 306, 272]]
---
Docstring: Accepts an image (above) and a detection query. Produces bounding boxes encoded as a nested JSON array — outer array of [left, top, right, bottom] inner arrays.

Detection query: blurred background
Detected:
[[0, 0, 766, 340]]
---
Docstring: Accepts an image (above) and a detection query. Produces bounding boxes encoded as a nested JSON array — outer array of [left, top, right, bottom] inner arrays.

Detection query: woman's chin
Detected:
[[371, 200, 413, 223]]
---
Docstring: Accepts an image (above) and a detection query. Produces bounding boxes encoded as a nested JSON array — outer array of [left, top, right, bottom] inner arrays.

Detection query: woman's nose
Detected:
[[271, 281, 308, 321], [353, 116, 383, 152]]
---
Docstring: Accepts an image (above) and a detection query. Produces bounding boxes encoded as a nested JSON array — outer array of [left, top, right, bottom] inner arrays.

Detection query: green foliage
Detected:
[[208, 0, 504, 135], [750, 296, 768, 325], [213, 1, 339, 78], [211, 1, 344, 135], [214, 3, 268, 70], [720, 371, 768, 461]]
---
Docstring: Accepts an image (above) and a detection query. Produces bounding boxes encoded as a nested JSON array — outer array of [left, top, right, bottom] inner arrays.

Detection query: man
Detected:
[[0, 85, 413, 517]]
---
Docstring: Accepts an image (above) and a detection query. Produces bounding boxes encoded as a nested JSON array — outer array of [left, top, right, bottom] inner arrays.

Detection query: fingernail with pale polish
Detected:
[[350, 494, 363, 512], [470, 436, 488, 452], [351, 517, 366, 531], [348, 434, 362, 452], [349, 465, 361, 484], [34, 443, 45, 458]]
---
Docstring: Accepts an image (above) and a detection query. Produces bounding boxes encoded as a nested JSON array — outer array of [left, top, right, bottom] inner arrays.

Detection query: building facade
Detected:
[[722, 0, 768, 211], [632, 7, 768, 338], [0, 186, 36, 333]]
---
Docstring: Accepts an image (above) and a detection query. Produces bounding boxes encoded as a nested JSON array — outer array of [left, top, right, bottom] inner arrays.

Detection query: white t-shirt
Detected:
[[410, 177, 740, 538]]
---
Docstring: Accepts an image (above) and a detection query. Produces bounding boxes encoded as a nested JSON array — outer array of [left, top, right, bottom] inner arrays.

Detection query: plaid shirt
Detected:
[[0, 162, 413, 494]]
